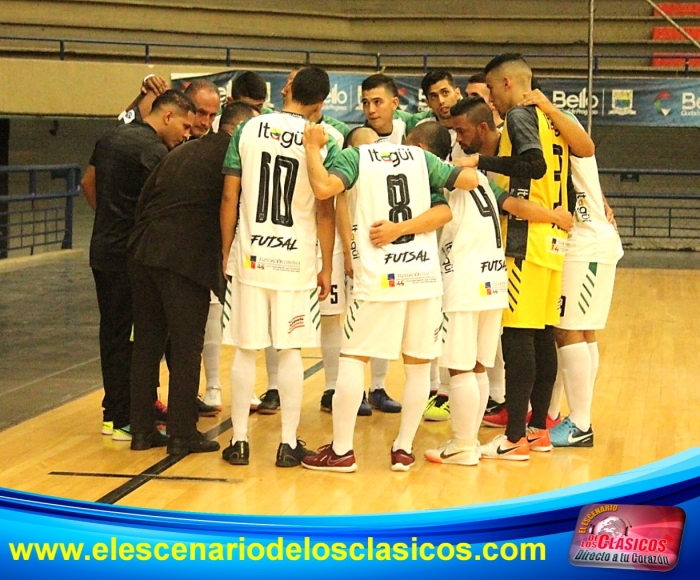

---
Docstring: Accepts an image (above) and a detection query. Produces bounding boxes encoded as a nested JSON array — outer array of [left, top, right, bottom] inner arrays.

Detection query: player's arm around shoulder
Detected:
[[303, 122, 350, 200]]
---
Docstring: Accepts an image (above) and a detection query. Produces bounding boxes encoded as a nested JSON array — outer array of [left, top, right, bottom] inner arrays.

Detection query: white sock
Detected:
[[264, 346, 279, 390], [474, 371, 490, 438], [393, 362, 431, 453], [369, 358, 389, 392], [277, 349, 304, 446], [449, 372, 479, 443], [588, 341, 600, 391], [549, 358, 565, 421], [332, 358, 366, 455], [230, 348, 257, 443], [438, 366, 450, 396], [486, 339, 505, 403], [320, 315, 341, 391], [559, 342, 592, 431], [430, 359, 440, 392], [203, 302, 223, 388]]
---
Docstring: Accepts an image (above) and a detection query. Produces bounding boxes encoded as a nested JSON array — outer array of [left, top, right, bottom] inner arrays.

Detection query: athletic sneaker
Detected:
[[197, 397, 219, 417], [320, 389, 334, 413], [257, 389, 280, 415], [482, 407, 532, 428], [424, 439, 479, 466], [222, 440, 250, 465], [390, 448, 415, 472], [112, 425, 132, 442], [102, 421, 113, 436], [550, 417, 594, 448], [301, 443, 357, 472], [202, 386, 222, 409], [424, 393, 450, 421], [526, 426, 553, 452], [275, 440, 316, 468], [358, 392, 373, 416], [368, 388, 401, 413], [153, 400, 168, 422], [546, 413, 562, 429], [480, 434, 530, 461], [485, 397, 505, 415]]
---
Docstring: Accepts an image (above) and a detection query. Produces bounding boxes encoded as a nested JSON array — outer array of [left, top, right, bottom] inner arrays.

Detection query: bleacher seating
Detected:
[[651, 2, 700, 68]]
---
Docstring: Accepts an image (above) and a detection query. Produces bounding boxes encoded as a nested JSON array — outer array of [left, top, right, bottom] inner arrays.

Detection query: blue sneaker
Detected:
[[550, 417, 594, 448], [368, 388, 401, 413]]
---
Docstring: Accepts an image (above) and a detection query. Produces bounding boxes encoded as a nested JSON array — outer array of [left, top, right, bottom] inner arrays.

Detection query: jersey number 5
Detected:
[[256, 152, 299, 227], [387, 174, 414, 244]]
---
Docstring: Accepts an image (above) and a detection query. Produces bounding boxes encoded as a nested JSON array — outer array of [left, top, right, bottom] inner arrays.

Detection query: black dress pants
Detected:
[[128, 260, 210, 438], [92, 268, 133, 429]]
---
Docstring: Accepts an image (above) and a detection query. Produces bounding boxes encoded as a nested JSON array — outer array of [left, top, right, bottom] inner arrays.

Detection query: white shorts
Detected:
[[341, 297, 443, 360], [222, 278, 321, 350], [318, 252, 347, 316], [439, 309, 503, 371], [557, 261, 617, 331], [210, 290, 219, 304]]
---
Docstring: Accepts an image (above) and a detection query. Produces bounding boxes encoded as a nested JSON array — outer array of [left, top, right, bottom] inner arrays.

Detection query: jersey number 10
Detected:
[[256, 153, 299, 227]]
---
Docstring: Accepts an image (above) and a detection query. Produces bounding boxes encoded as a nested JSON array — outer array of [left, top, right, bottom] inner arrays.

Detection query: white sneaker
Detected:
[[424, 439, 479, 466], [203, 386, 222, 409]]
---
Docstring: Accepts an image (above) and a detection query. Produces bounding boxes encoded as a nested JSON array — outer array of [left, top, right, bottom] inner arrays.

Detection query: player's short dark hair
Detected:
[[152, 89, 196, 116], [408, 122, 451, 161], [231, 71, 267, 100], [450, 96, 496, 130], [361, 73, 398, 97], [290, 66, 330, 106], [420, 70, 455, 95], [484, 53, 529, 76], [219, 101, 257, 128], [466, 72, 486, 85], [184, 79, 219, 97]]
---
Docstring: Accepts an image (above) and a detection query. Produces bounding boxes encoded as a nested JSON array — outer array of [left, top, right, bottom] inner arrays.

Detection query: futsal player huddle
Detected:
[[219, 56, 621, 472]]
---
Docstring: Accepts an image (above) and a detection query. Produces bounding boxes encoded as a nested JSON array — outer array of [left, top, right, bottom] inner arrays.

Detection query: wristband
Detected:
[[142, 74, 156, 84]]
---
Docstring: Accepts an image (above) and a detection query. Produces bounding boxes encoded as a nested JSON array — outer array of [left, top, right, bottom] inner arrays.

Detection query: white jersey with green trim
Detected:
[[375, 118, 408, 145], [440, 172, 508, 312], [334, 143, 454, 302], [319, 119, 344, 257], [225, 111, 335, 290], [568, 154, 623, 264]]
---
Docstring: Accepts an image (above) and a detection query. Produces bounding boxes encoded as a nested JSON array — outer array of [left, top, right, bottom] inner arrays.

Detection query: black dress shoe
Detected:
[[131, 430, 168, 451], [167, 431, 221, 455]]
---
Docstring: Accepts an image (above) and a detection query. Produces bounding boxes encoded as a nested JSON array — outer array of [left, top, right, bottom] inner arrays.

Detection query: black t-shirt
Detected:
[[127, 131, 231, 299], [88, 121, 168, 271]]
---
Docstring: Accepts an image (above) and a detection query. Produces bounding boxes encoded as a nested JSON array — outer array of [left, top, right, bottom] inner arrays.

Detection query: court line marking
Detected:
[[0, 357, 101, 398], [50, 471, 242, 484], [94, 360, 324, 505]]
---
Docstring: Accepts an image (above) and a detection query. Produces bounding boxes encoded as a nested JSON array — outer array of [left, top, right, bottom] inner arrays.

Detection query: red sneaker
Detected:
[[301, 443, 357, 473], [390, 448, 415, 472], [546, 413, 562, 429]]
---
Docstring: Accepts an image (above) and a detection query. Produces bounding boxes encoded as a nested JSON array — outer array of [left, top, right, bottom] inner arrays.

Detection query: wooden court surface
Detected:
[[0, 267, 698, 516]]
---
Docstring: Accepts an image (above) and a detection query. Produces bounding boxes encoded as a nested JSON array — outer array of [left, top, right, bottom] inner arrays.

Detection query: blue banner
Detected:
[[2, 449, 700, 577], [174, 70, 700, 128]]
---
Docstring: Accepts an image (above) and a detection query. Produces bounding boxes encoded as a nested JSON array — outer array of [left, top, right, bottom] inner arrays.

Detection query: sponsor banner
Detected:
[[1, 450, 700, 577], [173, 70, 700, 127]]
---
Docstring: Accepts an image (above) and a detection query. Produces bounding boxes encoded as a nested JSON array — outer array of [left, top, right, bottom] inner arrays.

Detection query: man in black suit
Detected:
[[127, 101, 259, 454]]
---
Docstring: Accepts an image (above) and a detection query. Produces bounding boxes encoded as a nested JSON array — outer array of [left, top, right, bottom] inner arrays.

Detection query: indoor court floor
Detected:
[[0, 250, 699, 515]]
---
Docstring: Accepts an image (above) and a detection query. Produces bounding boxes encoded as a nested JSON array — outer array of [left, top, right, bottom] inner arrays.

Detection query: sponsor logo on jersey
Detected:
[[552, 88, 600, 116], [480, 280, 507, 297], [367, 148, 415, 167], [654, 91, 672, 116], [288, 314, 305, 333], [245, 255, 263, 269], [480, 259, 506, 273], [609, 90, 637, 116], [257, 121, 303, 148], [383, 250, 429, 264], [250, 234, 298, 250], [681, 92, 700, 116], [575, 192, 592, 222], [382, 273, 396, 288], [549, 237, 567, 255]]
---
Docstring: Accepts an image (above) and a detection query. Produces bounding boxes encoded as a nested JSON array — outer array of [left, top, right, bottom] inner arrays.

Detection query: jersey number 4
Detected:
[[256, 153, 299, 227], [469, 185, 502, 249], [387, 174, 414, 244]]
